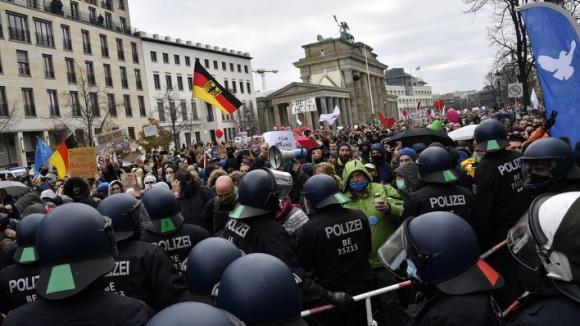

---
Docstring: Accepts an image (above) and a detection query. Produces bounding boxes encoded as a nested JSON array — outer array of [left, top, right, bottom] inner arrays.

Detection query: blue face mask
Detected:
[[349, 180, 369, 192], [396, 179, 407, 191]]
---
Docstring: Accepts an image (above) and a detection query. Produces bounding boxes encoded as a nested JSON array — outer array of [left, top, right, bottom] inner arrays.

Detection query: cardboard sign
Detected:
[[68, 147, 98, 178], [95, 129, 131, 165], [263, 131, 296, 150], [143, 125, 158, 138], [291, 97, 317, 114]]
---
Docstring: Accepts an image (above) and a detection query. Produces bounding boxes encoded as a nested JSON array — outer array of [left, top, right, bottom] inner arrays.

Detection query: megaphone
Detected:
[[269, 145, 308, 170]]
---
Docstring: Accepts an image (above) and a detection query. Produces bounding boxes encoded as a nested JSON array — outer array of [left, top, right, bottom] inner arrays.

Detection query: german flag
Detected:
[[48, 133, 77, 179], [193, 61, 242, 115]]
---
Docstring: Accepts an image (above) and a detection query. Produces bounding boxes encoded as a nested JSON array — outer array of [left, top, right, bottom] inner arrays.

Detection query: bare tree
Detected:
[[154, 88, 190, 150], [0, 104, 20, 135], [464, 0, 580, 106]]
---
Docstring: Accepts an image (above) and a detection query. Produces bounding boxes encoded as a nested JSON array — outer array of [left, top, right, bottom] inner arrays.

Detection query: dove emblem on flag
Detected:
[[538, 40, 576, 80]]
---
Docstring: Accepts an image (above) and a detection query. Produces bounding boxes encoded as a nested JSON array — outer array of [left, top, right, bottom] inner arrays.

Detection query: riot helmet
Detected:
[[379, 211, 504, 295], [216, 253, 301, 324], [474, 118, 507, 153], [229, 169, 292, 219], [35, 203, 116, 300], [302, 174, 349, 211], [13, 213, 44, 264], [416, 147, 458, 184], [185, 237, 242, 295], [521, 137, 580, 189], [97, 194, 152, 242], [146, 302, 238, 326], [142, 186, 184, 235]]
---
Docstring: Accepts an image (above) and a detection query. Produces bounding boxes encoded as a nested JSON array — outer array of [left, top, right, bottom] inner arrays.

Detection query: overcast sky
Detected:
[[129, 0, 496, 94]]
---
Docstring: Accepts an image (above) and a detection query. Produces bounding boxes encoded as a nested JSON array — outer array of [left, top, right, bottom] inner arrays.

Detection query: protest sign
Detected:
[[291, 97, 317, 114], [68, 147, 98, 178], [263, 131, 296, 150]]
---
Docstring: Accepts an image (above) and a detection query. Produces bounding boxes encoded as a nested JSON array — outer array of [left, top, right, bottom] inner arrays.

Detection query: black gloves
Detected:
[[324, 290, 355, 309], [544, 111, 558, 130]]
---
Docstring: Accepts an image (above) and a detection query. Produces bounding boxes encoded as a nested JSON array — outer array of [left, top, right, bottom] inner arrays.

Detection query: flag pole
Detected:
[[363, 46, 376, 127]]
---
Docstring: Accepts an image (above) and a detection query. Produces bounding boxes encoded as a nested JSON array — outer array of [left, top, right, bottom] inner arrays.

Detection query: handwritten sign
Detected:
[[291, 97, 317, 114], [68, 147, 98, 178], [263, 131, 296, 150]]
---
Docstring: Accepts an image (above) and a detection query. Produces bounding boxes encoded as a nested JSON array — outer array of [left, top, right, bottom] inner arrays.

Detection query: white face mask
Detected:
[[166, 174, 174, 183]]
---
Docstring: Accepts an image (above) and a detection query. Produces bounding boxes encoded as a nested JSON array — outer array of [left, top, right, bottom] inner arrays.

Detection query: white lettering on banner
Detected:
[[325, 219, 363, 239], [105, 260, 131, 277], [429, 195, 467, 209], [225, 219, 251, 238], [153, 235, 192, 252], [8, 275, 39, 293], [498, 158, 521, 176]]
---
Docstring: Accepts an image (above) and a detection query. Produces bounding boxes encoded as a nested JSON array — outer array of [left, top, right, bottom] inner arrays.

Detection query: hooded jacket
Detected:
[[108, 180, 125, 196], [394, 163, 422, 198], [370, 143, 393, 184], [341, 160, 403, 269], [63, 177, 97, 207]]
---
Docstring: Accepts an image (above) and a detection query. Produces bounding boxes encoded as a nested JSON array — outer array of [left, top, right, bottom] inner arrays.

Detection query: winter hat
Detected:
[[40, 189, 56, 201], [96, 182, 109, 192], [399, 147, 417, 161]]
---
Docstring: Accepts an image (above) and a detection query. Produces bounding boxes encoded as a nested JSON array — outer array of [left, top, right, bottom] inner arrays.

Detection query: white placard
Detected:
[[291, 97, 317, 114], [142, 125, 158, 138], [263, 131, 296, 150]]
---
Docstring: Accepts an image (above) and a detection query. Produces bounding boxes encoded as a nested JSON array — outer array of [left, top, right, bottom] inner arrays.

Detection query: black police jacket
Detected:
[[97, 240, 191, 311], [296, 205, 373, 290], [406, 291, 501, 326], [141, 224, 209, 273], [472, 149, 532, 249], [3, 289, 154, 326], [400, 183, 473, 222], [505, 288, 580, 326], [222, 214, 330, 307], [0, 262, 41, 313]]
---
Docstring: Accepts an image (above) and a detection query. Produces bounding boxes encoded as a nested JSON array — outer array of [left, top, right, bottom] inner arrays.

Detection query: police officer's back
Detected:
[[505, 192, 580, 325], [298, 174, 373, 326], [97, 194, 191, 311], [0, 213, 43, 313], [4, 203, 154, 326], [379, 211, 504, 326], [140, 187, 209, 273], [401, 147, 473, 222]]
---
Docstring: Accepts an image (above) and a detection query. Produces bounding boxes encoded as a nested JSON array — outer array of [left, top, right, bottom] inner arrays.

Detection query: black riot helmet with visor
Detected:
[[97, 194, 152, 242], [379, 211, 504, 295], [521, 137, 580, 189]]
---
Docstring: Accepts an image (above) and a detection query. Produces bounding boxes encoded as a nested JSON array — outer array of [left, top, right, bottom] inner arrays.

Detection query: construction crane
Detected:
[[253, 69, 278, 91]]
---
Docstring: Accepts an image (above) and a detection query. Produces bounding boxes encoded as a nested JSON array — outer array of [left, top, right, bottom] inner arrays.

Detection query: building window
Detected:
[[213, 60, 218, 70], [82, 30, 91, 54], [118, 0, 126, 10], [103, 64, 112, 87], [7, 13, 30, 43], [120, 66, 128, 89], [16, 50, 30, 76], [239, 81, 244, 94], [119, 17, 127, 32], [88, 6, 97, 24], [124, 94, 132, 117], [180, 100, 187, 121], [237, 64, 241, 73], [70, 91, 80, 116], [0, 52, 3, 74], [246, 82, 251, 94], [71, 1, 80, 19], [150, 51, 157, 62], [90, 92, 100, 116], [0, 87, 8, 116], [224, 80, 229, 91], [61, 24, 72, 50], [85, 61, 95, 85], [157, 100, 165, 122], [42, 54, 54, 79], [116, 38, 124, 61], [100, 34, 109, 57], [185, 132, 191, 146], [232, 81, 237, 94], [107, 93, 116, 116], [127, 127, 135, 140], [244, 65, 249, 74], [204, 59, 209, 69], [105, 12, 112, 29], [135, 69, 142, 90], [165, 75, 172, 90], [191, 101, 198, 120], [188, 76, 193, 91], [222, 62, 226, 70], [22, 88, 35, 117], [229, 63, 234, 72], [177, 75, 183, 91], [174, 54, 180, 65], [206, 103, 214, 122], [138, 96, 146, 117], [169, 101, 176, 121], [153, 73, 161, 90], [185, 56, 191, 66], [0, 15, 3, 39], [131, 42, 139, 63], [162, 53, 169, 64], [47, 89, 60, 117]]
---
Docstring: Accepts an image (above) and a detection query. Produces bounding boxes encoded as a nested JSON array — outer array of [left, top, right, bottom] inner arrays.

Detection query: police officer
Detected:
[[222, 169, 353, 310], [185, 237, 242, 304], [472, 118, 532, 308], [379, 211, 504, 325], [521, 137, 580, 196], [4, 203, 154, 325], [147, 302, 243, 326], [0, 213, 43, 314], [298, 174, 373, 326], [141, 186, 210, 273], [400, 146, 473, 222], [216, 253, 308, 325], [97, 193, 191, 311], [505, 192, 580, 325]]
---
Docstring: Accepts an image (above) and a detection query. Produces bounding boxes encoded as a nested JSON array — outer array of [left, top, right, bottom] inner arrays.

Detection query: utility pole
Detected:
[[253, 69, 278, 91]]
